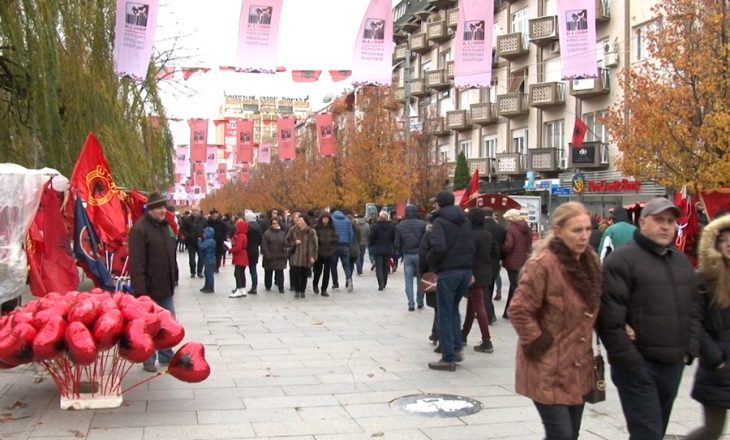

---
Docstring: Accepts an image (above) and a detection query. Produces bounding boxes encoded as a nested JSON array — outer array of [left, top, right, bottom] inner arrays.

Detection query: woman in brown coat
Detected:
[[501, 208, 533, 318], [508, 202, 602, 440], [285, 214, 318, 299]]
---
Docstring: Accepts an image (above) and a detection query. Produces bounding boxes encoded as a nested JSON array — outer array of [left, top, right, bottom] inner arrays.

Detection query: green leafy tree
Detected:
[[453, 151, 470, 190]]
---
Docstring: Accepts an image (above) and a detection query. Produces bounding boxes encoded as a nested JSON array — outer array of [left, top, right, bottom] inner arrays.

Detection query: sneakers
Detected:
[[229, 290, 247, 298], [474, 341, 494, 353], [142, 363, 157, 373], [346, 279, 353, 292], [428, 360, 456, 372]]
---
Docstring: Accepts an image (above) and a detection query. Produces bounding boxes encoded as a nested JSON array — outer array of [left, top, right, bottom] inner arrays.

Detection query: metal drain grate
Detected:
[[390, 393, 482, 417]]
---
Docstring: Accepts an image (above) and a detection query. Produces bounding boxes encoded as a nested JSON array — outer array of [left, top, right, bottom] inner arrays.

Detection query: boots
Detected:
[[247, 288, 257, 295]]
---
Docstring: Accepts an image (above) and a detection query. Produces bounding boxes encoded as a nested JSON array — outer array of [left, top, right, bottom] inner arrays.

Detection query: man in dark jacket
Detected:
[[395, 204, 427, 311], [207, 210, 227, 272], [245, 212, 263, 294], [331, 210, 355, 292], [597, 197, 700, 440], [179, 206, 206, 278], [483, 207, 506, 323], [427, 191, 474, 371], [128, 192, 179, 373]]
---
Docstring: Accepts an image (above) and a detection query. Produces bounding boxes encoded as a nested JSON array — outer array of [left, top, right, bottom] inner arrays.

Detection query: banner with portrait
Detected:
[[315, 113, 337, 157], [188, 118, 208, 162], [236, 119, 254, 163], [237, 0, 283, 73], [351, 0, 394, 85], [557, 0, 597, 79], [277, 117, 296, 161], [454, 0, 494, 88], [112, 0, 158, 79], [174, 145, 190, 176]]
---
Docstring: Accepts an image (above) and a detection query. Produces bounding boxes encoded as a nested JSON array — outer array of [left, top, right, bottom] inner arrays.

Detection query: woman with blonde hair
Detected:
[[686, 214, 730, 440], [508, 202, 602, 439]]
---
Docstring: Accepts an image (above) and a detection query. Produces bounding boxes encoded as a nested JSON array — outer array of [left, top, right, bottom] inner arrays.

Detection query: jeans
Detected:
[[611, 360, 684, 440], [313, 255, 332, 291], [436, 270, 470, 362], [248, 259, 258, 289], [332, 245, 352, 284], [215, 243, 225, 271], [503, 269, 520, 318], [462, 286, 491, 342], [402, 254, 423, 308], [356, 244, 367, 274], [188, 244, 202, 276], [145, 295, 175, 366], [374, 255, 390, 289], [264, 269, 284, 291], [203, 263, 214, 290], [234, 265, 246, 289], [533, 401, 585, 440]]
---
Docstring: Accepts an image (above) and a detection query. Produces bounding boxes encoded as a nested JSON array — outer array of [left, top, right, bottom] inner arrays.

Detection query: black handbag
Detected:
[[584, 337, 606, 404]]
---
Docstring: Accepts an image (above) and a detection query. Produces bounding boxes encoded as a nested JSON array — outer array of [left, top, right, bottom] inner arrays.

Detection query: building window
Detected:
[[459, 139, 472, 159], [583, 110, 609, 143], [544, 0, 557, 16], [440, 50, 451, 68], [439, 145, 450, 163], [512, 8, 529, 48], [633, 21, 657, 62], [482, 135, 497, 158], [242, 104, 259, 112], [512, 128, 527, 154], [544, 119, 564, 149]]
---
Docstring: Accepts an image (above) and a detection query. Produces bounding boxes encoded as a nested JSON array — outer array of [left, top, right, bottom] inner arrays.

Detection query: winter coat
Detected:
[[369, 219, 396, 256], [180, 214, 206, 246], [509, 239, 602, 406], [358, 219, 370, 246], [395, 205, 427, 255], [199, 227, 217, 265], [230, 220, 250, 267], [350, 222, 361, 258], [262, 228, 288, 271], [128, 214, 178, 303], [484, 218, 506, 273], [426, 205, 474, 273], [468, 209, 498, 288], [247, 220, 263, 262], [331, 211, 354, 245], [207, 217, 227, 245], [597, 229, 700, 370], [589, 218, 602, 251], [502, 220, 532, 271], [598, 207, 637, 260], [286, 225, 318, 268], [692, 215, 730, 408], [315, 215, 339, 257]]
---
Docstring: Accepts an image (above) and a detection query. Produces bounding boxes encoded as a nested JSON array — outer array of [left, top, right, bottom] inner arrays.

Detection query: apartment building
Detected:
[[391, 0, 667, 216]]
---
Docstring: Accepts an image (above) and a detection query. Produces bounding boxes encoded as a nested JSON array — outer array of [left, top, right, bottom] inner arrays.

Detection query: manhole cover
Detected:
[[390, 393, 482, 417]]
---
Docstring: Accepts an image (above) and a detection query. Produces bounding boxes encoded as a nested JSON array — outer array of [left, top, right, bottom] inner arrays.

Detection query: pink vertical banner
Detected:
[[188, 118, 208, 162], [454, 0, 494, 88], [316, 113, 337, 157], [236, 119, 254, 163], [217, 164, 227, 186], [557, 0, 597, 78], [277, 117, 296, 161], [240, 164, 251, 183], [237, 0, 283, 73], [205, 145, 217, 173], [258, 142, 271, 164], [351, 0, 394, 85], [113, 0, 159, 79], [174, 145, 189, 176], [224, 118, 237, 157]]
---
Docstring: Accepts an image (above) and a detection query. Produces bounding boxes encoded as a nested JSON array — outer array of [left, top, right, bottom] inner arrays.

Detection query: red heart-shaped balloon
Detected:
[[97, 297, 119, 315], [23, 299, 41, 314], [65, 321, 98, 365], [38, 299, 70, 319], [68, 299, 99, 328], [93, 309, 124, 351], [121, 303, 160, 337], [33, 315, 67, 362], [118, 319, 155, 363], [153, 310, 185, 350], [167, 342, 210, 383], [0, 323, 37, 365]]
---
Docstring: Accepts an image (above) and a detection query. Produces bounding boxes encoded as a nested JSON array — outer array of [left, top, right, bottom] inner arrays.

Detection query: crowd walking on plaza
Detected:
[[129, 190, 730, 439]]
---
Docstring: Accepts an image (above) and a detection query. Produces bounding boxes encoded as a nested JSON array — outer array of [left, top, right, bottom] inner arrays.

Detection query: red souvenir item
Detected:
[[119, 319, 155, 363], [167, 342, 210, 383], [152, 310, 185, 350], [33, 310, 54, 329], [39, 300, 70, 319], [33, 315, 67, 362], [121, 303, 160, 337], [0, 323, 37, 365], [11, 312, 34, 327], [97, 297, 119, 315], [65, 321, 98, 365], [68, 299, 98, 328], [93, 309, 124, 351]]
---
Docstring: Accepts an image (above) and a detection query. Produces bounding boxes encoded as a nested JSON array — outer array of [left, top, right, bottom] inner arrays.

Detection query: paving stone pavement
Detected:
[[1, 252, 728, 439]]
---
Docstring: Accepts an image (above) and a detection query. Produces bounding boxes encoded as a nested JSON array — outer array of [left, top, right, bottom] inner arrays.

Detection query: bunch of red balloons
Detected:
[[0, 289, 209, 384]]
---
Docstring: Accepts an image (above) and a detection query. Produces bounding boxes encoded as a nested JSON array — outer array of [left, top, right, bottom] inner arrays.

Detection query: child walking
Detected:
[[199, 226, 216, 293], [229, 219, 249, 298]]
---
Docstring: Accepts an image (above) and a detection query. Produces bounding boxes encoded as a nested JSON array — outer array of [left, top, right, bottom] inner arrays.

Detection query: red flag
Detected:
[[700, 187, 730, 220], [459, 169, 480, 208], [70, 133, 128, 246], [572, 117, 588, 148], [292, 70, 322, 82], [673, 186, 698, 256], [188, 118, 208, 162], [155, 66, 175, 80], [316, 113, 337, 157], [27, 180, 79, 296], [329, 70, 352, 82], [182, 67, 210, 80], [277, 116, 296, 160], [236, 119, 254, 163]]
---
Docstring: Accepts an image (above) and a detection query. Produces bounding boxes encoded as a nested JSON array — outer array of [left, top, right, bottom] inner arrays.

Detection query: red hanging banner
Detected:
[[188, 118, 208, 162], [236, 119, 254, 163], [316, 113, 337, 157], [277, 116, 296, 161]]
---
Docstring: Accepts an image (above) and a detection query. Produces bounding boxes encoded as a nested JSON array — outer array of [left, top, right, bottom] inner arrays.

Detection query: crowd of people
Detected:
[[126, 191, 730, 439]]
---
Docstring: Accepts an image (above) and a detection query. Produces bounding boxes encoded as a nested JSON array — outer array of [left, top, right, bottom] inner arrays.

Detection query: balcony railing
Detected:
[[568, 142, 610, 168], [497, 33, 529, 60], [425, 117, 450, 136], [527, 148, 560, 171], [447, 8, 458, 29], [495, 153, 527, 175], [427, 21, 450, 43], [529, 15, 559, 46], [410, 77, 428, 97], [570, 68, 610, 97], [446, 60, 454, 79], [597, 0, 610, 22], [447, 158, 492, 177], [470, 102, 498, 125], [394, 43, 408, 61], [409, 33, 430, 54], [426, 69, 450, 90], [529, 82, 565, 108], [446, 110, 472, 131], [497, 93, 529, 117]]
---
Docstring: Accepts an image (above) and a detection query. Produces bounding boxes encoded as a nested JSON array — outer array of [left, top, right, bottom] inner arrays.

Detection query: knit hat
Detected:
[[434, 191, 455, 208]]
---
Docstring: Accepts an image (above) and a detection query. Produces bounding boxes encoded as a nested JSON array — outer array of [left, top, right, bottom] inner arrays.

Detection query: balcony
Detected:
[[497, 33, 528, 60], [597, 0, 610, 23], [570, 68, 610, 98], [410, 77, 428, 97], [568, 142, 610, 168], [527, 148, 560, 172], [425, 117, 450, 136], [446, 110, 472, 131], [394, 43, 408, 62], [495, 153, 527, 175], [497, 93, 529, 117], [427, 21, 450, 43], [426, 69, 450, 90], [470, 102, 498, 125], [447, 8, 458, 29], [447, 158, 492, 177], [529, 15, 559, 46], [446, 60, 454, 79], [529, 82, 565, 108], [428, 0, 457, 6], [393, 31, 409, 45], [409, 33, 430, 54], [394, 87, 405, 101]]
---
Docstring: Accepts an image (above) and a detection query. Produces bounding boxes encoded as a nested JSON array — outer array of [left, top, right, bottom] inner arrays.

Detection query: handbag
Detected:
[[584, 337, 606, 404], [420, 271, 438, 294]]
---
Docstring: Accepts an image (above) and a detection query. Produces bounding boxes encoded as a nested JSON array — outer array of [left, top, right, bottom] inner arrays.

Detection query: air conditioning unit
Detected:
[[549, 41, 561, 54], [559, 157, 569, 169], [603, 52, 619, 68], [603, 37, 618, 54]]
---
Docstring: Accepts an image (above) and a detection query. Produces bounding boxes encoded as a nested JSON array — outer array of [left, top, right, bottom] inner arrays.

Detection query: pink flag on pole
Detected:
[[237, 0, 284, 73], [236, 119, 254, 163], [351, 0, 394, 85], [174, 145, 189, 176], [454, 0, 494, 88], [258, 142, 271, 164], [557, 0, 597, 79], [205, 146, 217, 173], [224, 118, 238, 154], [277, 117, 296, 161], [188, 119, 208, 162], [112, 0, 158, 80], [316, 113, 337, 157]]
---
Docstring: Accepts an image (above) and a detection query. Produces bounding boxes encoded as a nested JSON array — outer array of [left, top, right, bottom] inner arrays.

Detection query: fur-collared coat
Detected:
[[692, 214, 730, 407], [286, 225, 318, 268], [509, 238, 602, 405]]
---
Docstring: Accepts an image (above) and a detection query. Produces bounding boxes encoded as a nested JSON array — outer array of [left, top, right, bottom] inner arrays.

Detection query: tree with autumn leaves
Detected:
[[603, 0, 730, 191], [202, 86, 448, 213]]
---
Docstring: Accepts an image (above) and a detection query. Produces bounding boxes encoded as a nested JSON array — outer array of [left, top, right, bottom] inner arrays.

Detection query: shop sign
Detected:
[[587, 179, 642, 192], [572, 172, 586, 194]]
